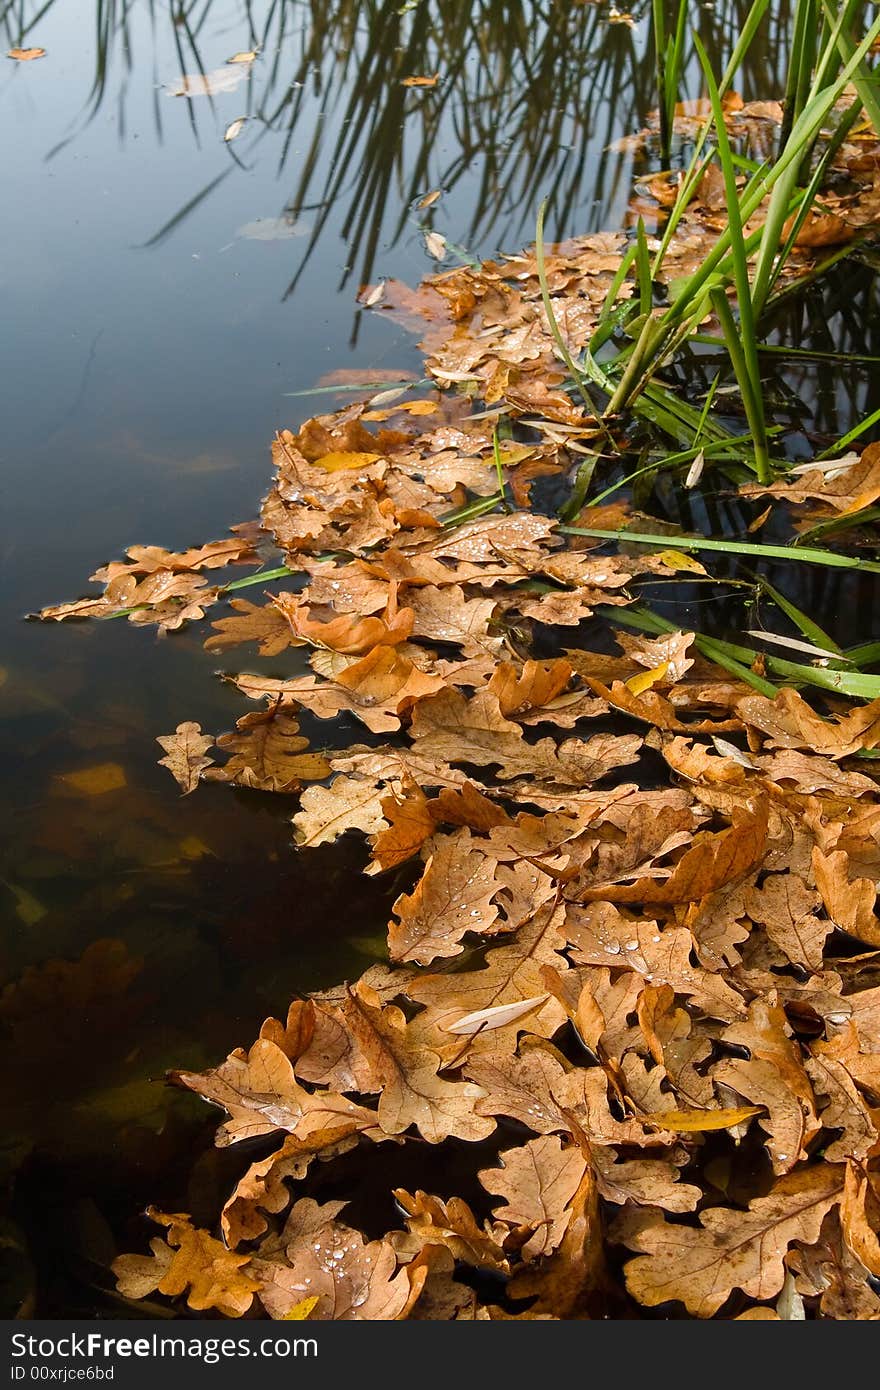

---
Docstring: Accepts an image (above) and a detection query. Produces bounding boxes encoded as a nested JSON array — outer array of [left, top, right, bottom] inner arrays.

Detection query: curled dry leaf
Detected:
[[113, 1209, 260, 1317]]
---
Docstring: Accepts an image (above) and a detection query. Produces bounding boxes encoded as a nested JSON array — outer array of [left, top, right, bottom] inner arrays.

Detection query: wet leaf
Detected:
[[207, 709, 330, 793], [621, 1164, 845, 1317], [113, 1210, 260, 1317], [339, 984, 497, 1142], [172, 1038, 383, 1147], [293, 775, 391, 848], [8, 47, 45, 60], [205, 598, 298, 657], [156, 723, 213, 794], [479, 1136, 586, 1261], [389, 828, 499, 964]]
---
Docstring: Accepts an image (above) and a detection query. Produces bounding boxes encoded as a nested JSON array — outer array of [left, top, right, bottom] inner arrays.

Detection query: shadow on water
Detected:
[[1, 0, 877, 1315]]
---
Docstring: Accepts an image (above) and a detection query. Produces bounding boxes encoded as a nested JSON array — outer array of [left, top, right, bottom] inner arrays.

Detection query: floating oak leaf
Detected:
[[479, 1135, 587, 1261], [409, 511, 557, 564], [238, 650, 446, 734], [741, 444, 880, 515], [171, 1038, 383, 1146], [406, 585, 499, 654], [369, 779, 435, 871], [393, 1190, 509, 1270], [334, 646, 447, 723], [620, 1163, 845, 1317], [409, 891, 568, 1060], [579, 801, 768, 906], [420, 785, 506, 836], [790, 1210, 880, 1320], [39, 569, 216, 630], [222, 1128, 362, 1247], [745, 873, 829, 971], [273, 591, 414, 653], [488, 658, 574, 716], [292, 775, 391, 847], [388, 829, 499, 964], [113, 1209, 259, 1317], [409, 687, 641, 785], [465, 1042, 573, 1134], [261, 998, 379, 1094], [93, 536, 259, 581], [617, 630, 696, 682], [584, 677, 742, 733], [716, 999, 820, 1174], [339, 984, 495, 1142], [736, 688, 880, 759], [156, 722, 214, 794], [207, 709, 330, 793], [506, 1167, 608, 1318], [567, 911, 751, 1020], [330, 745, 468, 790], [252, 1206, 409, 1320], [840, 1163, 880, 1278], [806, 1033, 878, 1165], [204, 599, 298, 657], [812, 847, 880, 946]]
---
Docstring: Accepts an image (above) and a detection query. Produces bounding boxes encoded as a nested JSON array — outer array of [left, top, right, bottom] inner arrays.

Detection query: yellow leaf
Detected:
[[401, 74, 439, 87], [656, 550, 707, 575], [418, 190, 441, 209], [644, 1106, 763, 1133], [496, 443, 537, 466], [625, 661, 669, 695], [57, 762, 127, 796], [313, 451, 382, 472], [227, 50, 257, 64], [8, 47, 45, 60], [362, 400, 437, 422], [281, 1295, 319, 1320]]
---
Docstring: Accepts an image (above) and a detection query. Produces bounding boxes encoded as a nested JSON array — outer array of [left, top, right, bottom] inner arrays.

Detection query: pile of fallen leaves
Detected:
[[38, 133, 880, 1318]]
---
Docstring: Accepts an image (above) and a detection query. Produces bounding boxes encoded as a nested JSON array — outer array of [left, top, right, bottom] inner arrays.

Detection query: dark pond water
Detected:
[[1, 0, 877, 1316]]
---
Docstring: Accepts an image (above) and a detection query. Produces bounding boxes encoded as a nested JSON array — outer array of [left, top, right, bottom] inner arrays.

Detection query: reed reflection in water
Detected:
[[4, 0, 797, 297]]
